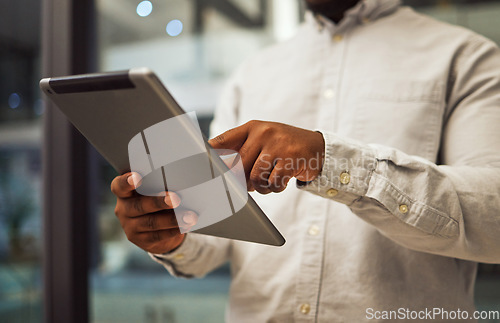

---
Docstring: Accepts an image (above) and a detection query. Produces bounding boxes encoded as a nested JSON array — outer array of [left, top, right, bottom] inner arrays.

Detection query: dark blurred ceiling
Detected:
[[1, 0, 500, 53]]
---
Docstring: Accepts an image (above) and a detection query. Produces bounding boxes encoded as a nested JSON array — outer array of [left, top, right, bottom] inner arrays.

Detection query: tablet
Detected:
[[40, 67, 285, 246]]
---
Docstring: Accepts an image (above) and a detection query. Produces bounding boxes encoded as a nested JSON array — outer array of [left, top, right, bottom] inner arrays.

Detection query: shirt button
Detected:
[[300, 303, 311, 314], [326, 188, 338, 197], [174, 253, 185, 260], [308, 225, 320, 236], [339, 171, 350, 185], [399, 204, 409, 214], [323, 88, 335, 99], [333, 34, 343, 42]]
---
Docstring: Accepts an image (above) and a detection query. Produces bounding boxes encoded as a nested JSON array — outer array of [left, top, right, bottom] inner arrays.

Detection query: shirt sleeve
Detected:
[[149, 233, 231, 278], [298, 34, 500, 264], [148, 66, 244, 277]]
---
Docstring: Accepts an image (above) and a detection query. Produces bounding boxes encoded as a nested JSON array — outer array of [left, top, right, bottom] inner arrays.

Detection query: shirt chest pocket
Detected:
[[350, 80, 446, 162]]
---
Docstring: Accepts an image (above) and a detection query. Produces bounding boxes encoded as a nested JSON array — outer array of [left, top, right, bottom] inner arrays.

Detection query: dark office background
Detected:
[[0, 0, 499, 322]]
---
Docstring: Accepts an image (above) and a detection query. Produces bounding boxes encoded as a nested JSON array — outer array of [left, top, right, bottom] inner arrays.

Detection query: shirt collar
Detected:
[[305, 0, 401, 34]]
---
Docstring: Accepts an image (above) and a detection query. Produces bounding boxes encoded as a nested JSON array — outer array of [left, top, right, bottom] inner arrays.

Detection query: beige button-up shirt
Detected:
[[151, 0, 500, 321]]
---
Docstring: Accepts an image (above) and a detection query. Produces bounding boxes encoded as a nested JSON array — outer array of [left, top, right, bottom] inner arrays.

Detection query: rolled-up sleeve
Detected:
[[299, 34, 500, 263]]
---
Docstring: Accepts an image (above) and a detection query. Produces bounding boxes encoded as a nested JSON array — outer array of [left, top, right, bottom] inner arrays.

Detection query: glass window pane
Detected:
[[0, 0, 43, 321]]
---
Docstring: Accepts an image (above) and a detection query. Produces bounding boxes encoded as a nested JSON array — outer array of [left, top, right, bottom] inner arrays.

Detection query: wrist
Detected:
[[311, 131, 326, 180]]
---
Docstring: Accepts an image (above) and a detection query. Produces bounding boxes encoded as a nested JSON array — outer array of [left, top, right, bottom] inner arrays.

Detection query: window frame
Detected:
[[41, 0, 96, 322]]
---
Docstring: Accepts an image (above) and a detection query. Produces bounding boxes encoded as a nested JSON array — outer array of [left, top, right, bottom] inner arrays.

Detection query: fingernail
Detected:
[[164, 192, 181, 208], [182, 211, 197, 225], [127, 173, 141, 188], [127, 174, 134, 186]]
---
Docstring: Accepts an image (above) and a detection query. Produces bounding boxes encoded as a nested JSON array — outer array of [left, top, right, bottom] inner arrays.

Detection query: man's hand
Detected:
[[209, 120, 325, 194], [111, 172, 198, 254]]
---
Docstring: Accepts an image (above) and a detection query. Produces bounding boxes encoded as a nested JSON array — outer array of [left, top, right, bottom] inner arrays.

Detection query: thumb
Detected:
[[208, 123, 249, 151]]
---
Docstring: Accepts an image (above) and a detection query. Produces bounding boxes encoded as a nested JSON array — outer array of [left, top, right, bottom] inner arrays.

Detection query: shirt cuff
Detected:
[[297, 131, 378, 205], [297, 132, 458, 238], [148, 234, 202, 278]]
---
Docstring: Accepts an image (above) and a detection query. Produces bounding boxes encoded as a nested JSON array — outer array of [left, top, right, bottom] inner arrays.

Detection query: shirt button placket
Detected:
[[295, 196, 327, 322], [316, 30, 345, 133]]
